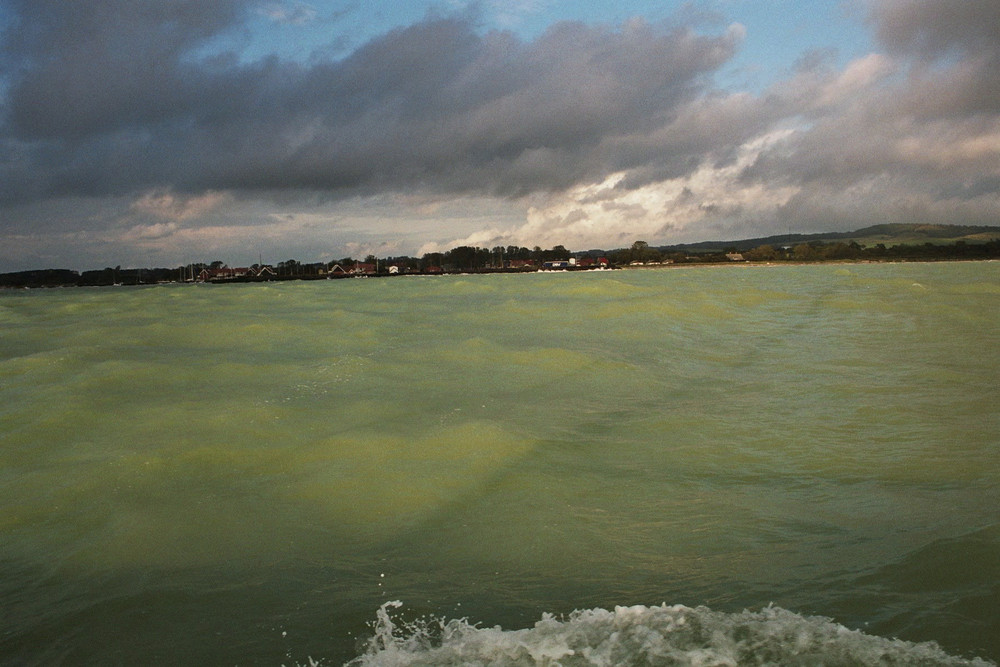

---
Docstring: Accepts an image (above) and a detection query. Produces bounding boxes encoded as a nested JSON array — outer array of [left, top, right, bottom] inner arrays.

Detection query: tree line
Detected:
[[2, 238, 999, 288]]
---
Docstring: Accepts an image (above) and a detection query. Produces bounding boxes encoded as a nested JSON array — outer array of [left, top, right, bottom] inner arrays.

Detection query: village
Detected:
[[3, 226, 999, 288], [195, 254, 614, 282]]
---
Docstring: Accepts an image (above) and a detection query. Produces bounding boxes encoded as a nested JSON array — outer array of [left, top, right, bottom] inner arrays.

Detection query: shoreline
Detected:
[[2, 256, 997, 290], [623, 256, 1000, 270]]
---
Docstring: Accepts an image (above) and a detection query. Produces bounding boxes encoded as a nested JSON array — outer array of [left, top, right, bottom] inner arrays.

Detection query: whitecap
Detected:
[[347, 601, 993, 666]]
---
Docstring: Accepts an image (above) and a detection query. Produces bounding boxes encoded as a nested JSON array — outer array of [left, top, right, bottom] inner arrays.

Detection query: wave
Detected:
[[346, 601, 994, 666]]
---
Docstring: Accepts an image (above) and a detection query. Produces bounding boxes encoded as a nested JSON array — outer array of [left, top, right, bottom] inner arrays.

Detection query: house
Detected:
[[198, 267, 240, 281], [351, 262, 377, 275], [197, 265, 274, 281], [254, 265, 277, 278], [507, 259, 537, 270], [576, 257, 610, 268]]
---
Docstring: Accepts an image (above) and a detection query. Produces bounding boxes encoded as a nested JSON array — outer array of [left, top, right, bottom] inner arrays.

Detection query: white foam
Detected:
[[346, 601, 994, 666]]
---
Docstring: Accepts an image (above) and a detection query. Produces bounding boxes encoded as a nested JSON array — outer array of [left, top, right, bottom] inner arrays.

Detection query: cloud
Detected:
[[420, 0, 1000, 253], [477, 0, 555, 30], [121, 222, 180, 241], [869, 0, 1000, 60], [1, 0, 999, 271], [867, 0, 1000, 117], [717, 0, 1000, 233], [0, 2, 743, 206], [425, 128, 801, 251], [2, 0, 246, 141], [813, 53, 896, 108], [258, 1, 318, 25], [129, 190, 233, 222]]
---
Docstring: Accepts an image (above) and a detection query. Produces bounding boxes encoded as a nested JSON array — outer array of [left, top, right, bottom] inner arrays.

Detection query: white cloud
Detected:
[[258, 2, 319, 25], [815, 53, 896, 107], [128, 190, 232, 222], [426, 129, 801, 252], [894, 118, 1000, 169], [121, 222, 179, 241], [446, 0, 555, 30]]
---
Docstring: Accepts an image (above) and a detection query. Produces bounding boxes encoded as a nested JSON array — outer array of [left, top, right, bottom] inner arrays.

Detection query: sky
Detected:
[[0, 0, 998, 271]]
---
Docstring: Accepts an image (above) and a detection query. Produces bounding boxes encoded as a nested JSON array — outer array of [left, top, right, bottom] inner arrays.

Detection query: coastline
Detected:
[[2, 256, 999, 289]]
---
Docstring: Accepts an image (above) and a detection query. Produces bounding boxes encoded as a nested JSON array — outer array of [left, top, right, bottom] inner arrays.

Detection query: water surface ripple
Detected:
[[1, 262, 997, 665]]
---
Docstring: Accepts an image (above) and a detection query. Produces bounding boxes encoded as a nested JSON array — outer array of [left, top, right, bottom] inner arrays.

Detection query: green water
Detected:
[[1, 263, 998, 665]]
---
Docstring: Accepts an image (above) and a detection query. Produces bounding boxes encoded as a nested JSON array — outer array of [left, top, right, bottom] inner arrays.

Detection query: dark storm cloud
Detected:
[[0, 0, 742, 205], [870, 0, 1000, 60], [868, 0, 1000, 121], [3, 0, 246, 139], [871, 0, 1000, 118]]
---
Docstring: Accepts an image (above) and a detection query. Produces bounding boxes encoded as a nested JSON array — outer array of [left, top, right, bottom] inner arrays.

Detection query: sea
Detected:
[[1, 261, 997, 666]]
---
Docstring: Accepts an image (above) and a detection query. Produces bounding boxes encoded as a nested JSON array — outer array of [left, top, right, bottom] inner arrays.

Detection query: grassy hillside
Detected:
[[835, 224, 1000, 246], [661, 223, 1000, 253]]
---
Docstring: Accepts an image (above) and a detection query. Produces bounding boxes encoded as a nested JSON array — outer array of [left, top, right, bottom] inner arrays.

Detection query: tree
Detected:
[[792, 244, 817, 261], [491, 246, 505, 268], [745, 244, 779, 261], [625, 240, 661, 263], [421, 252, 444, 271], [446, 246, 480, 270], [506, 245, 531, 260]]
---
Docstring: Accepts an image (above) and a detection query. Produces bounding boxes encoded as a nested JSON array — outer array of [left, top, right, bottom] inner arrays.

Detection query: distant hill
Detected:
[[658, 223, 1000, 253]]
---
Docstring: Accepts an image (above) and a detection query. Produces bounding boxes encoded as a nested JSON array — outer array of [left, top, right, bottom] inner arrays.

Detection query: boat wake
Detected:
[[346, 601, 993, 666]]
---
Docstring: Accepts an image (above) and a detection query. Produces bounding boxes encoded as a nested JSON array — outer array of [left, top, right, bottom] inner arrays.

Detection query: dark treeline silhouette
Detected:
[[3, 232, 999, 288], [638, 238, 1000, 265]]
